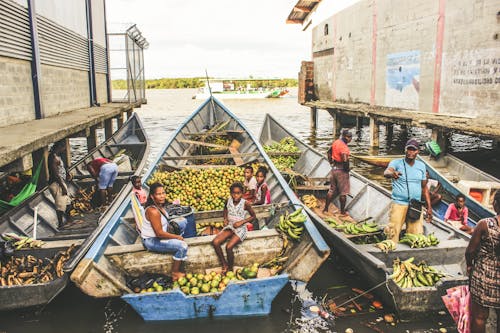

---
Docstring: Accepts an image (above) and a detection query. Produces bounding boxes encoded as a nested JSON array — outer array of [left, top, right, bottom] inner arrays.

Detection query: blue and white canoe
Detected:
[[419, 155, 498, 227], [70, 97, 330, 321]]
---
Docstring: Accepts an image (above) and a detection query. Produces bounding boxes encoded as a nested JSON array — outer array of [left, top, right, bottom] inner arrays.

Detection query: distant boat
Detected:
[[193, 78, 289, 100], [351, 154, 403, 167]]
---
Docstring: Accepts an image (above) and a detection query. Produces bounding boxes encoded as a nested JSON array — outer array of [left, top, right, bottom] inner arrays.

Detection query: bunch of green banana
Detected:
[[275, 207, 307, 241], [324, 217, 340, 227], [389, 257, 447, 288], [399, 233, 439, 248], [336, 221, 380, 235], [1, 233, 44, 250], [375, 239, 396, 253], [302, 195, 318, 209], [263, 137, 301, 171]]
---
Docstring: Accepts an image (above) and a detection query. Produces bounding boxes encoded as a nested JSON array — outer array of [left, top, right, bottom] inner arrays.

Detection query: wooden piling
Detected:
[[64, 138, 71, 168], [117, 113, 124, 128], [310, 107, 317, 131], [333, 111, 341, 137], [369, 117, 379, 148], [87, 125, 98, 150], [104, 118, 113, 140], [356, 117, 362, 132]]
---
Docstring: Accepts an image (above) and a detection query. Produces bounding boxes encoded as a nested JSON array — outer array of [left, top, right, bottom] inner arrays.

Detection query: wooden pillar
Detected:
[[116, 113, 124, 128], [333, 111, 342, 138], [356, 117, 363, 132], [431, 128, 447, 154], [64, 138, 72, 168], [126, 109, 133, 119], [310, 107, 317, 131], [87, 125, 98, 150], [369, 117, 379, 148], [104, 118, 113, 140], [386, 122, 393, 144], [32, 147, 49, 188]]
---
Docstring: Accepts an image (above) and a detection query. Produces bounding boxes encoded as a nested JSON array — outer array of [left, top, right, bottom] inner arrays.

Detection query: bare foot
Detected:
[[172, 272, 186, 281]]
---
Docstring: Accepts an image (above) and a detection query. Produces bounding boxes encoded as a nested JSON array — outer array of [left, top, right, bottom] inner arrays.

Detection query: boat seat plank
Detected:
[[266, 152, 302, 157], [185, 130, 245, 136], [162, 152, 259, 161], [228, 139, 244, 166], [178, 139, 229, 150], [294, 185, 329, 191], [108, 143, 146, 147]]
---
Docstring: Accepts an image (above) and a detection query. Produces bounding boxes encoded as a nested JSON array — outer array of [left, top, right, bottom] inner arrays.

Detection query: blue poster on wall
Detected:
[[385, 50, 420, 109]]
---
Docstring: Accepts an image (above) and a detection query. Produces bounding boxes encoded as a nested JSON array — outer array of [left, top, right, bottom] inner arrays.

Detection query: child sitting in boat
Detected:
[[212, 182, 256, 273], [242, 165, 257, 202], [444, 194, 473, 234], [130, 175, 147, 206], [142, 182, 188, 281], [254, 166, 271, 205]]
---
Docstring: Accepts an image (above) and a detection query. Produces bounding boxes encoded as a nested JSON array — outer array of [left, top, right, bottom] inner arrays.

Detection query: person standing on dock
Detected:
[[86, 158, 118, 207], [324, 130, 352, 216], [383, 139, 432, 242], [48, 140, 72, 228]]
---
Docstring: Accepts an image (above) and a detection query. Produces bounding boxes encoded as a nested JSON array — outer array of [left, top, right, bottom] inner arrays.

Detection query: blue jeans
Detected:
[[142, 237, 188, 261], [98, 163, 118, 189]]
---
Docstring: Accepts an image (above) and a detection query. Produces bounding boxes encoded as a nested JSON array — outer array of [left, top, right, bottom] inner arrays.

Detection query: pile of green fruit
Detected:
[[389, 257, 447, 288], [263, 137, 301, 171], [148, 167, 244, 211], [329, 220, 380, 235], [275, 207, 307, 241], [399, 233, 440, 248], [375, 239, 397, 253]]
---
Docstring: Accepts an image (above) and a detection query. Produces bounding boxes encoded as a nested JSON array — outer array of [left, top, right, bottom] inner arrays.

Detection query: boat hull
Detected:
[[122, 274, 288, 321]]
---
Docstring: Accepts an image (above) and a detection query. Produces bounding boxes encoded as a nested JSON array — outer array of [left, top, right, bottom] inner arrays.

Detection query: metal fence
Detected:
[[108, 24, 148, 104]]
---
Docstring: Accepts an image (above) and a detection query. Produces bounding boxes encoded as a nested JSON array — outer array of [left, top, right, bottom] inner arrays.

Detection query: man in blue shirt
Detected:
[[383, 139, 432, 242]]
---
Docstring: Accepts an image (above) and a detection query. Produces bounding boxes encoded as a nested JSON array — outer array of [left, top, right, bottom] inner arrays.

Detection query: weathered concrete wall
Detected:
[[96, 73, 108, 105], [0, 57, 35, 127], [311, 0, 500, 117], [40, 65, 89, 117]]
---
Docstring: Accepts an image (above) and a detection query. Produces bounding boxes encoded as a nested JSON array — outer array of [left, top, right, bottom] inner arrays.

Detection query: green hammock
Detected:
[[0, 161, 43, 215]]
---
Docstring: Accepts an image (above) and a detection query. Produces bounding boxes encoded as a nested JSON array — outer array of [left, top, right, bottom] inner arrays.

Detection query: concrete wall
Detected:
[[0, 56, 35, 127], [311, 0, 500, 117], [40, 65, 89, 117], [96, 73, 108, 104]]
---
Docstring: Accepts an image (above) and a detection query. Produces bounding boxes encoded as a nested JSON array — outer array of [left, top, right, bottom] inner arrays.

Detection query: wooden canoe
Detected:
[[351, 154, 403, 167], [0, 113, 149, 310], [70, 97, 330, 321], [259, 114, 471, 317]]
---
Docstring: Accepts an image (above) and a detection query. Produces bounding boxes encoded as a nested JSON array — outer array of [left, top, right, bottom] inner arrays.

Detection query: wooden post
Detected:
[[87, 125, 98, 150], [431, 128, 447, 154], [333, 111, 341, 138], [369, 117, 379, 148], [104, 118, 113, 140], [310, 107, 317, 131], [117, 113, 124, 128], [356, 117, 362, 132], [64, 138, 72, 168], [386, 122, 393, 144], [126, 109, 133, 120]]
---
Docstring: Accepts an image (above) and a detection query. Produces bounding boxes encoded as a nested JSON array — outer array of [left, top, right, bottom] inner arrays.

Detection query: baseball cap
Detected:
[[341, 130, 352, 137], [405, 139, 419, 150]]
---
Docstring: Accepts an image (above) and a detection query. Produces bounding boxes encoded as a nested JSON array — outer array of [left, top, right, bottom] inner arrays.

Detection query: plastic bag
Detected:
[[442, 285, 470, 333]]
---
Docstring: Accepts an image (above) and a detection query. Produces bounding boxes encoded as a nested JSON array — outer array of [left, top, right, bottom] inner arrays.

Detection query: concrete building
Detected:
[[0, 0, 147, 173], [290, 0, 499, 144]]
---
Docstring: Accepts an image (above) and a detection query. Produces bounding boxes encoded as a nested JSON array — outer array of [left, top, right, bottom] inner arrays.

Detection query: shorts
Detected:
[[98, 163, 118, 190], [328, 169, 350, 196], [142, 237, 188, 261], [48, 182, 70, 211], [385, 202, 423, 243]]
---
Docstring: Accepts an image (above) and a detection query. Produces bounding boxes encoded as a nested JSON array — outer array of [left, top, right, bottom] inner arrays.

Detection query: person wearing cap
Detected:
[[324, 130, 352, 216], [383, 139, 432, 243]]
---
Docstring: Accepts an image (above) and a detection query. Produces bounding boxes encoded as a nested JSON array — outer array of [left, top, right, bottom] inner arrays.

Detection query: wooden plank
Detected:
[[162, 152, 259, 161], [294, 185, 329, 191], [229, 139, 244, 166], [185, 130, 245, 136], [266, 151, 302, 157], [178, 139, 229, 150]]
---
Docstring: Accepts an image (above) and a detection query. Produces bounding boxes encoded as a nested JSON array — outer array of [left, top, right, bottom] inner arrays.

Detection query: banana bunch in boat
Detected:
[[1, 233, 44, 250], [302, 195, 318, 209], [0, 245, 75, 286], [69, 186, 96, 216], [389, 257, 447, 288], [399, 233, 439, 248], [275, 207, 307, 241], [336, 221, 380, 235], [375, 239, 396, 253]]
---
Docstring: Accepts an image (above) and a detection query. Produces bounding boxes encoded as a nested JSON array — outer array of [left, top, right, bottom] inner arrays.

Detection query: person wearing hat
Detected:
[[383, 139, 432, 243], [324, 130, 353, 216]]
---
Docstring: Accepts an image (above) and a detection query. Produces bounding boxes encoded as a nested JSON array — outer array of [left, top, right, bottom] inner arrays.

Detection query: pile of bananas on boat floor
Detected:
[[399, 233, 440, 248], [302, 195, 318, 209], [325, 217, 380, 235], [275, 207, 307, 241], [69, 186, 96, 216], [1, 233, 44, 250], [0, 244, 76, 286], [389, 257, 447, 288]]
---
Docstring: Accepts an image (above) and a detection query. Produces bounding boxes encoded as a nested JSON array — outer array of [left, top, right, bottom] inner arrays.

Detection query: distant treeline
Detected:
[[112, 78, 298, 89]]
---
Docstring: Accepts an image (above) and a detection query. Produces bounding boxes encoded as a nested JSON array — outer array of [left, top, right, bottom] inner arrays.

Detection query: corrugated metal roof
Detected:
[[286, 0, 322, 24]]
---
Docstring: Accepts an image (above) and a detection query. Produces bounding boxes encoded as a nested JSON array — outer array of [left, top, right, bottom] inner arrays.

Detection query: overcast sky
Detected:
[[106, 0, 358, 79]]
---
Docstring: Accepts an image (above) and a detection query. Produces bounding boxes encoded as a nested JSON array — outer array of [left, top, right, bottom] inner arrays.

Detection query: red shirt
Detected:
[[331, 139, 350, 163], [444, 203, 468, 225], [89, 158, 111, 173]]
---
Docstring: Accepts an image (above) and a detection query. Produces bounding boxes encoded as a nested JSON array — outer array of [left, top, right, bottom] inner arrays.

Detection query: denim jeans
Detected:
[[142, 237, 188, 261]]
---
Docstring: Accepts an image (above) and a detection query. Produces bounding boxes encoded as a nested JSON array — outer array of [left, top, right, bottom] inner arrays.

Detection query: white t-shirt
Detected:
[[244, 176, 257, 191], [427, 178, 439, 190]]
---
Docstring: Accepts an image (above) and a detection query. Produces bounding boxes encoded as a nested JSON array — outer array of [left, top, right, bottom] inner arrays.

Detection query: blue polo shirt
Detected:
[[388, 158, 426, 205]]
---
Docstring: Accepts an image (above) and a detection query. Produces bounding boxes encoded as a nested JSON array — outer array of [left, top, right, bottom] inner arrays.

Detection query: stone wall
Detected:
[[96, 73, 109, 104], [40, 64, 90, 117], [0, 57, 35, 127], [311, 0, 500, 117]]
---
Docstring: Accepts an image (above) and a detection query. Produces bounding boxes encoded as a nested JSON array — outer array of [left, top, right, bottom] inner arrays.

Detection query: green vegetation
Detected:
[[111, 78, 298, 90]]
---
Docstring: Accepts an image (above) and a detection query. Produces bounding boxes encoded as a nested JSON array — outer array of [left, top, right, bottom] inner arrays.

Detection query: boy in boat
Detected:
[[48, 140, 72, 228], [130, 175, 147, 206], [212, 182, 256, 273], [444, 194, 472, 234], [253, 166, 271, 206], [86, 158, 118, 207], [424, 170, 442, 206], [242, 165, 257, 202]]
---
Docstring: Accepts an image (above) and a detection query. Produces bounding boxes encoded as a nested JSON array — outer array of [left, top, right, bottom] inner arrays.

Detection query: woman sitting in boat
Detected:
[[212, 182, 256, 273], [142, 182, 188, 281], [253, 166, 271, 205], [444, 194, 473, 234]]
